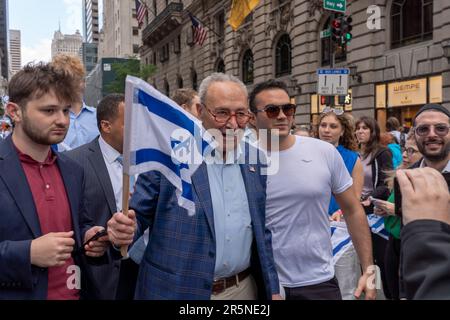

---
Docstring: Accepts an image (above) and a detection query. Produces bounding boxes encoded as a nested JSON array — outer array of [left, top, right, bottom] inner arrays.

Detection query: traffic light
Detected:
[[321, 96, 333, 106], [341, 16, 353, 45], [331, 17, 342, 44]]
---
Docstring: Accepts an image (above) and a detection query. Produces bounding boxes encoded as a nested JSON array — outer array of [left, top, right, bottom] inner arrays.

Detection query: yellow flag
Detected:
[[228, 0, 260, 31]]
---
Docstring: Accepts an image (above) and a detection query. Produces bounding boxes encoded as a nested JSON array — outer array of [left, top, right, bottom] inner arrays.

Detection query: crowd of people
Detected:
[[0, 54, 449, 300]]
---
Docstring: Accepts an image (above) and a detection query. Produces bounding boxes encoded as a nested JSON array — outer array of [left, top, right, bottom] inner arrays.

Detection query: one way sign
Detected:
[[317, 69, 350, 96], [324, 0, 347, 13]]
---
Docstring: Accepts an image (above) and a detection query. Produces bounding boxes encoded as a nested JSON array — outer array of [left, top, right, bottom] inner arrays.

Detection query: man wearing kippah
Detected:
[[411, 104, 450, 173]]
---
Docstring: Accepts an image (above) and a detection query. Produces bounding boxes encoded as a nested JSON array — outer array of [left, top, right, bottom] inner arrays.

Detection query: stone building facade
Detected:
[[98, 0, 142, 59], [140, 0, 450, 129]]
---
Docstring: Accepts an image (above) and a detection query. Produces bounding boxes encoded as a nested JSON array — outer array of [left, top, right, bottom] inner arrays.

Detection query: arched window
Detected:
[[177, 75, 184, 89], [216, 58, 225, 73], [275, 34, 292, 77], [242, 50, 254, 85], [391, 0, 433, 49], [321, 17, 346, 66], [191, 69, 198, 91], [164, 79, 170, 96]]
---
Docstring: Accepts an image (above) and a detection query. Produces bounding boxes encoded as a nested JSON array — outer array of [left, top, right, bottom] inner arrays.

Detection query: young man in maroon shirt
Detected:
[[0, 62, 109, 300]]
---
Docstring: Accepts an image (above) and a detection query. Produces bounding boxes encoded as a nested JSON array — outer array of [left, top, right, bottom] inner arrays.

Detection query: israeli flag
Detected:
[[331, 221, 353, 265], [367, 214, 390, 240], [124, 76, 216, 215]]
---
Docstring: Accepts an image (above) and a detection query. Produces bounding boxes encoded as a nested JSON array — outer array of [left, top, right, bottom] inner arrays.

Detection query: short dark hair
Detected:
[[386, 117, 400, 132], [8, 62, 79, 108], [97, 94, 125, 131], [249, 80, 289, 113], [171, 88, 198, 107], [413, 103, 450, 126]]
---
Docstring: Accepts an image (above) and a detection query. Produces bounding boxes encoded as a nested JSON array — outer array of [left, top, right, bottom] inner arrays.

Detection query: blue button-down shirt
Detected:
[[63, 102, 99, 150], [207, 161, 253, 279]]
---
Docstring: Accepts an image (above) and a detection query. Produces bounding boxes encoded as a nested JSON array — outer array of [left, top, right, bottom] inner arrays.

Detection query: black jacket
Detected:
[[370, 147, 393, 200], [400, 220, 450, 299]]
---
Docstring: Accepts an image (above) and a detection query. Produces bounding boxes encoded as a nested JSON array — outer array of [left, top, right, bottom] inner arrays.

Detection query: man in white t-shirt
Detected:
[[249, 80, 376, 300]]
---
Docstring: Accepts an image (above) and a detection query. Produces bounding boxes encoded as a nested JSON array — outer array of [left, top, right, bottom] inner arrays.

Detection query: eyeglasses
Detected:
[[403, 147, 419, 156], [204, 105, 251, 125], [415, 123, 450, 137], [322, 107, 344, 116], [255, 104, 297, 119]]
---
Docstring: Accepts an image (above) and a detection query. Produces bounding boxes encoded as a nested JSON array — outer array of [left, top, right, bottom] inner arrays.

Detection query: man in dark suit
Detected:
[[0, 62, 108, 300], [66, 94, 138, 300], [108, 73, 281, 300], [398, 167, 450, 299]]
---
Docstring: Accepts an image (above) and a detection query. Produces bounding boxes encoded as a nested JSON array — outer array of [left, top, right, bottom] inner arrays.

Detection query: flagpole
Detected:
[[186, 11, 222, 38], [121, 174, 131, 257], [120, 76, 134, 258]]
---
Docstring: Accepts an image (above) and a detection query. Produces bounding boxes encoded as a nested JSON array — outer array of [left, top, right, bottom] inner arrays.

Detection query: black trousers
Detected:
[[115, 259, 140, 300], [371, 233, 391, 299], [384, 236, 401, 300], [284, 277, 342, 300]]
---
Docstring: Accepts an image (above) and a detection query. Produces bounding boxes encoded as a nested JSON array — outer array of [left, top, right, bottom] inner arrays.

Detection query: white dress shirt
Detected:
[[98, 136, 123, 211]]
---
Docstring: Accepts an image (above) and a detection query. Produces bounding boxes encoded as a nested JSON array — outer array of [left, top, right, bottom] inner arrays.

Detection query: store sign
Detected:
[[376, 84, 386, 109], [388, 79, 427, 107], [429, 76, 443, 104]]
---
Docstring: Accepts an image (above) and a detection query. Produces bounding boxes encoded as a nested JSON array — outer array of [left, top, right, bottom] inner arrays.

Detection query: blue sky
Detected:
[[9, 0, 83, 65]]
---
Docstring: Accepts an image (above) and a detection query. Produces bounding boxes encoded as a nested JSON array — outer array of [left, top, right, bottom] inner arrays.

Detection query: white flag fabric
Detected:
[[331, 214, 389, 266], [367, 214, 389, 240], [123, 76, 215, 215], [331, 221, 353, 265]]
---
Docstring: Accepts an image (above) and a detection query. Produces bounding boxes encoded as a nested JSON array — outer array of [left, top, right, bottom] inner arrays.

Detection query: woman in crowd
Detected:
[[355, 116, 393, 299], [318, 109, 363, 299]]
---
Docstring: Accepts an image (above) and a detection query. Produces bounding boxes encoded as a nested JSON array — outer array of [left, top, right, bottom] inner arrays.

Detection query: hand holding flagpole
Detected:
[[120, 174, 131, 257]]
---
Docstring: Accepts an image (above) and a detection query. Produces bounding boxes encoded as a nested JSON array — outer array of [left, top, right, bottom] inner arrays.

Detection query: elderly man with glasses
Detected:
[[249, 80, 376, 300], [107, 73, 282, 300]]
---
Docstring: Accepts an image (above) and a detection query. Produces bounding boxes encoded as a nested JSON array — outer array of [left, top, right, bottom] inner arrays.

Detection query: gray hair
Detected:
[[198, 73, 248, 105]]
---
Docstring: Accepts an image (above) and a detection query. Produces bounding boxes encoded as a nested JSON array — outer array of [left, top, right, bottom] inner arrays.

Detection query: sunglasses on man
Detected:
[[415, 123, 450, 137], [255, 104, 297, 119]]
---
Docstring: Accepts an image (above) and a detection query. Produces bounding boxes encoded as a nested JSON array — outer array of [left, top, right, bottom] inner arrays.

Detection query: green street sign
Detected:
[[320, 29, 331, 39], [324, 0, 347, 13]]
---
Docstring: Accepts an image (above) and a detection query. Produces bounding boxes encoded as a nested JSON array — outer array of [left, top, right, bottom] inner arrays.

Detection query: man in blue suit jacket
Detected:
[[108, 73, 281, 300], [0, 63, 108, 300]]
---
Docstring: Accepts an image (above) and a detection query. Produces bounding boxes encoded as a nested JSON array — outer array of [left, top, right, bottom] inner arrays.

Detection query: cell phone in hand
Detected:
[[369, 197, 383, 206], [394, 178, 402, 217]]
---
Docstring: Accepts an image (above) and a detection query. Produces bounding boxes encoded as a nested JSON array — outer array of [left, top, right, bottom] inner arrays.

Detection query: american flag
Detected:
[[189, 13, 208, 46], [135, 0, 148, 28]]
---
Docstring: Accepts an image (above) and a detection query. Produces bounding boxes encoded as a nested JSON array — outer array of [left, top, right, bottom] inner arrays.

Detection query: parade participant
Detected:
[[51, 54, 99, 150], [373, 133, 423, 299], [356, 116, 393, 299], [318, 110, 363, 299], [0, 62, 108, 300], [66, 94, 139, 300], [107, 73, 282, 300], [171, 88, 200, 118], [251, 80, 375, 300]]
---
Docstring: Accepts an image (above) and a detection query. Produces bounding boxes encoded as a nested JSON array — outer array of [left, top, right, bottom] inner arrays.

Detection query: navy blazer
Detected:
[[66, 138, 123, 300], [0, 136, 95, 300], [130, 147, 280, 300]]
